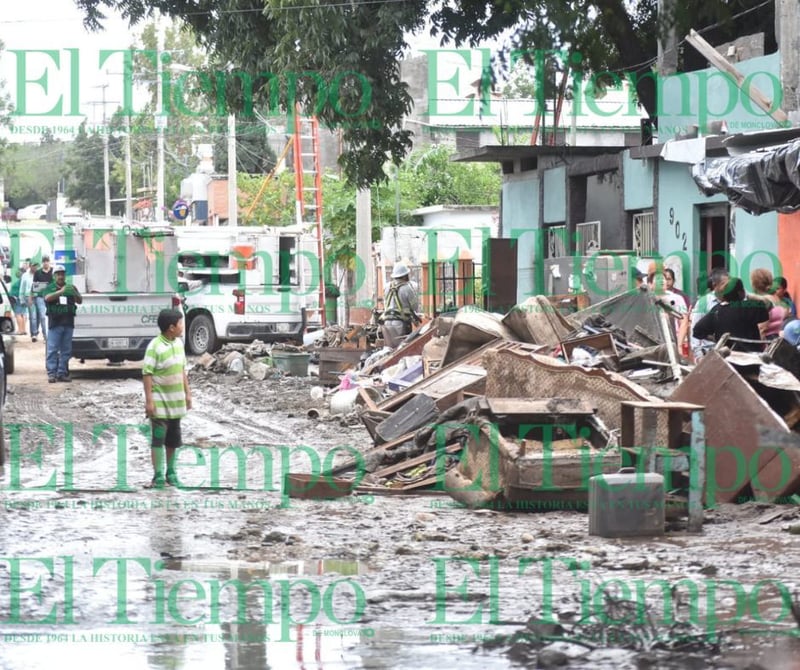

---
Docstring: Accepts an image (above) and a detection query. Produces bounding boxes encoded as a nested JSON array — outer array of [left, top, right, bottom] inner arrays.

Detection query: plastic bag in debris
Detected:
[[692, 139, 800, 215], [363, 346, 392, 371]]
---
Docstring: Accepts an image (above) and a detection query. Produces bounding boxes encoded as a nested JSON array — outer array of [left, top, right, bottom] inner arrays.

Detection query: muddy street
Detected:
[[1, 339, 799, 669]]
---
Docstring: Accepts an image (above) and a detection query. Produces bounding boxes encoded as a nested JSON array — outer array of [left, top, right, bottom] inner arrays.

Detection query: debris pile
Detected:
[[290, 288, 800, 522], [189, 340, 305, 380], [189, 288, 800, 518]]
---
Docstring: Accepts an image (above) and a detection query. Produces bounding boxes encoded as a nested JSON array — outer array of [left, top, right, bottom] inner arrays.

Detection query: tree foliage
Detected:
[[213, 119, 277, 175], [64, 123, 110, 213], [72, 0, 774, 187], [4, 137, 70, 209], [236, 144, 499, 265]]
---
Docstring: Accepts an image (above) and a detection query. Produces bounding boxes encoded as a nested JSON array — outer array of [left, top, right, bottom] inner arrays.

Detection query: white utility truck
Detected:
[[175, 226, 318, 355], [59, 222, 182, 363]]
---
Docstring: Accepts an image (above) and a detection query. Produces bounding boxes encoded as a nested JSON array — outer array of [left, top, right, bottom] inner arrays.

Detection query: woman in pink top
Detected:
[[750, 268, 789, 340]]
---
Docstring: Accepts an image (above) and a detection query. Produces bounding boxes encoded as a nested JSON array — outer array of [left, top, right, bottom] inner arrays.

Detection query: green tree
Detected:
[[237, 171, 296, 226], [4, 138, 69, 208], [75, 0, 772, 186], [234, 144, 498, 264], [64, 122, 113, 213], [213, 118, 277, 175], [402, 145, 500, 208]]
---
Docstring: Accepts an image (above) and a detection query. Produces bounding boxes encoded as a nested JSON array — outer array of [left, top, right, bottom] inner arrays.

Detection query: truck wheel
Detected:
[[4, 350, 13, 374], [187, 314, 218, 355]]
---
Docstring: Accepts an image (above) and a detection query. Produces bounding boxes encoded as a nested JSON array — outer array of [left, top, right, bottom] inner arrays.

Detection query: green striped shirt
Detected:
[[142, 334, 187, 419]]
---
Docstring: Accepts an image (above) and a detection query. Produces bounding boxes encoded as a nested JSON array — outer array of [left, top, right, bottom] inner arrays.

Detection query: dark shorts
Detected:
[[151, 418, 182, 449]]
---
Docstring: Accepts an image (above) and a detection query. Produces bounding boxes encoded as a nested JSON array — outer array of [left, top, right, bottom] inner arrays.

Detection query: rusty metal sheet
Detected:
[[670, 351, 790, 503]]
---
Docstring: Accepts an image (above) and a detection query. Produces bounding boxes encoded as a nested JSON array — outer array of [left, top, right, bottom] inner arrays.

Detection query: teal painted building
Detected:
[[459, 51, 787, 303]]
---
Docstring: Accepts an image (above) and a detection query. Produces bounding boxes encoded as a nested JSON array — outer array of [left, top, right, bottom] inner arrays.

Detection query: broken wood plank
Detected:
[[398, 475, 442, 490], [325, 432, 417, 477], [685, 29, 788, 124], [358, 386, 379, 412], [757, 509, 790, 525], [486, 397, 597, 421], [371, 443, 462, 480], [353, 484, 443, 496], [377, 339, 504, 412], [783, 406, 800, 430], [362, 323, 436, 376]]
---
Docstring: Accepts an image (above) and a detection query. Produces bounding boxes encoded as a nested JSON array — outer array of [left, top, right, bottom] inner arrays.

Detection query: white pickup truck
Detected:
[[62, 223, 182, 363], [176, 227, 313, 355]]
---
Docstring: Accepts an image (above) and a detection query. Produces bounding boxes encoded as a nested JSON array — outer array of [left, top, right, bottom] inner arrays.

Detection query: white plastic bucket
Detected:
[[329, 386, 382, 415]]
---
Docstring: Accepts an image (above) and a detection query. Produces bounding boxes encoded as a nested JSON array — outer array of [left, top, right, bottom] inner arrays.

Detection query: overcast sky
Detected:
[[1, 1, 142, 141], [0, 1, 497, 143]]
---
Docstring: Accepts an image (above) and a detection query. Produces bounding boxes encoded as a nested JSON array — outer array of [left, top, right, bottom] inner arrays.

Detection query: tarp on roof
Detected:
[[692, 139, 800, 215]]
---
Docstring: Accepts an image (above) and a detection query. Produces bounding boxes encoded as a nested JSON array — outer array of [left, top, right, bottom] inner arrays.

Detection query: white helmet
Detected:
[[391, 262, 410, 279]]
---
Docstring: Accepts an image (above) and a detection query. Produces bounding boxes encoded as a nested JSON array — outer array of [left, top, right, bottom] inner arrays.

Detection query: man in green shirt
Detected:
[[44, 264, 83, 382], [142, 309, 192, 488]]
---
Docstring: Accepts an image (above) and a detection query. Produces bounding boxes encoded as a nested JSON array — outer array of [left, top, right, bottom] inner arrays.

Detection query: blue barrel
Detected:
[[53, 249, 77, 276]]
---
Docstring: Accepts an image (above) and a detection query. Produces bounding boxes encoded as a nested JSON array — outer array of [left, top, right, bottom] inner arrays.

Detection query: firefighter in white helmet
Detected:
[[380, 262, 420, 347]]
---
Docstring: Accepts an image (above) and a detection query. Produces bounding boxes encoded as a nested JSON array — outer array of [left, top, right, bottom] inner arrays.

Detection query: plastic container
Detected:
[[271, 350, 310, 376], [325, 296, 338, 324], [387, 360, 424, 392], [329, 386, 382, 415], [229, 244, 256, 270], [53, 249, 77, 276], [589, 468, 665, 537]]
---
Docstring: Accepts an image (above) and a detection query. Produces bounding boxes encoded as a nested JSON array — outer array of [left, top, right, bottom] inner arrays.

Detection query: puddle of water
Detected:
[[0, 552, 509, 670]]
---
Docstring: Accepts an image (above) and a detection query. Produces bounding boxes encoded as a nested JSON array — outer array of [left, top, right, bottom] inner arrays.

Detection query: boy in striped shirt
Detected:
[[143, 309, 192, 488]]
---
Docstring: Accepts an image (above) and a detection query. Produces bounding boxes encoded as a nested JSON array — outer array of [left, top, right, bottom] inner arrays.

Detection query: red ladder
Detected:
[[293, 114, 326, 326]]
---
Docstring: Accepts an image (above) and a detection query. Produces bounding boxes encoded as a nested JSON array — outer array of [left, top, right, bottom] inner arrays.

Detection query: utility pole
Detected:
[[125, 114, 133, 222], [657, 0, 678, 76], [88, 81, 116, 217], [355, 187, 373, 315], [227, 114, 238, 226], [155, 12, 166, 223], [100, 83, 112, 218], [777, 0, 800, 120]]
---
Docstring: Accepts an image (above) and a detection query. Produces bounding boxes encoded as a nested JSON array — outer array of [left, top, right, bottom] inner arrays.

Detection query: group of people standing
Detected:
[[643, 264, 799, 359], [8, 255, 83, 381], [10, 255, 53, 341]]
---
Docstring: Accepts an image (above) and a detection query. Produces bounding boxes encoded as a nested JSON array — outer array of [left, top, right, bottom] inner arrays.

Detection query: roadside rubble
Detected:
[[273, 289, 800, 523], [188, 290, 800, 520]]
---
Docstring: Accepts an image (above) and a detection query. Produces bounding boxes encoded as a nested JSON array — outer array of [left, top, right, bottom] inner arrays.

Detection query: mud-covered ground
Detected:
[[1, 337, 799, 670]]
